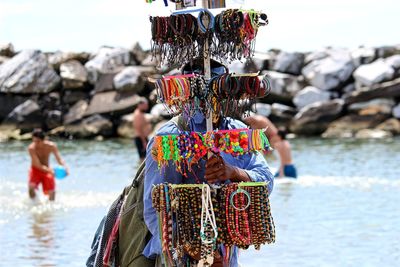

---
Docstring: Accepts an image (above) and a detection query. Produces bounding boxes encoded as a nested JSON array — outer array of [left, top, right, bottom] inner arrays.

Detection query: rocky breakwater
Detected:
[[239, 46, 400, 139], [0, 43, 170, 141], [1, 42, 400, 141]]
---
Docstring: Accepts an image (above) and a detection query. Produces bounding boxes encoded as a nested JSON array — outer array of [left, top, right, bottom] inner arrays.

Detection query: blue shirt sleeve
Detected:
[[143, 122, 183, 259]]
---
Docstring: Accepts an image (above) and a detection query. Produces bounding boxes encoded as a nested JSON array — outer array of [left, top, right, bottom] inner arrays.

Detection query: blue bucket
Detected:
[[54, 165, 67, 180]]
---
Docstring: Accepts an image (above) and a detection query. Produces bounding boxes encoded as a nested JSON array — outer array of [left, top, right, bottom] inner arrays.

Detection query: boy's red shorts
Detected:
[[29, 166, 55, 195]]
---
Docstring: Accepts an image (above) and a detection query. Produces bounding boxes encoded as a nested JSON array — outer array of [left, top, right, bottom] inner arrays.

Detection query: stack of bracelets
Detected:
[[151, 128, 271, 175], [152, 182, 275, 266], [155, 72, 271, 120], [150, 9, 267, 65]]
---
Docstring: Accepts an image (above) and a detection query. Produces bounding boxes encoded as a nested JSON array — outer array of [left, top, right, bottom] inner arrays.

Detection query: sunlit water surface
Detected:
[[0, 138, 399, 266]]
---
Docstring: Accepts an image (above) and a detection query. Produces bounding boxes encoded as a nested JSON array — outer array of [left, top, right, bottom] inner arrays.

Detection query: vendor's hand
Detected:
[[205, 155, 236, 184]]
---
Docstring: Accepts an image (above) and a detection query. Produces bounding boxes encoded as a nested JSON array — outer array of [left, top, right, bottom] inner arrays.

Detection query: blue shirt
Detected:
[[143, 115, 274, 266]]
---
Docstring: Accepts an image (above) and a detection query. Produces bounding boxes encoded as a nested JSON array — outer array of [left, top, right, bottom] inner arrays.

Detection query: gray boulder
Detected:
[[269, 103, 297, 126], [63, 100, 88, 124], [93, 72, 117, 93], [291, 99, 344, 135], [45, 110, 62, 129], [344, 78, 400, 105], [0, 94, 30, 121], [48, 51, 90, 70], [60, 60, 88, 89], [273, 51, 304, 75], [251, 103, 272, 117], [353, 59, 394, 88], [384, 55, 400, 70], [322, 114, 389, 138], [62, 90, 89, 105], [293, 86, 331, 109], [85, 90, 140, 117], [351, 47, 376, 67], [3, 99, 43, 131], [393, 103, 400, 119], [263, 70, 303, 98], [0, 43, 15, 57], [65, 114, 113, 138], [113, 66, 154, 93], [0, 50, 60, 94], [85, 46, 131, 84], [302, 49, 355, 90], [348, 98, 395, 116], [131, 43, 147, 64]]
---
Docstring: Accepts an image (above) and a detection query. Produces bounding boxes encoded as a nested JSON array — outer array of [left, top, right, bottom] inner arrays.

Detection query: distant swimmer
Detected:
[[28, 129, 69, 201], [244, 115, 297, 178], [243, 114, 280, 149], [274, 128, 297, 179], [132, 97, 152, 161]]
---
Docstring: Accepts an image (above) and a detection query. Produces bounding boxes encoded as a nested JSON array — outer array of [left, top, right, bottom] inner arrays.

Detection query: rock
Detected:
[[293, 86, 331, 109], [291, 99, 344, 135], [150, 103, 172, 120], [93, 72, 117, 93], [322, 114, 389, 138], [141, 54, 157, 67], [0, 43, 15, 57], [344, 78, 400, 105], [45, 110, 62, 129], [263, 70, 304, 98], [348, 98, 395, 115], [0, 50, 60, 94], [273, 51, 305, 75], [304, 48, 330, 65], [342, 83, 356, 94], [269, 103, 297, 126], [302, 49, 355, 90], [63, 100, 88, 124], [62, 90, 89, 105], [384, 55, 400, 70], [393, 103, 400, 118], [65, 114, 113, 138], [3, 99, 43, 131], [117, 113, 154, 139], [131, 42, 147, 64], [376, 46, 400, 58], [376, 118, 400, 135], [355, 129, 392, 139], [60, 60, 88, 89], [351, 47, 376, 66], [249, 52, 271, 71], [0, 56, 10, 65], [0, 94, 31, 121], [85, 46, 131, 84], [85, 90, 140, 117], [353, 59, 394, 88], [113, 66, 154, 93], [251, 103, 271, 117], [47, 51, 90, 70], [40, 92, 60, 111]]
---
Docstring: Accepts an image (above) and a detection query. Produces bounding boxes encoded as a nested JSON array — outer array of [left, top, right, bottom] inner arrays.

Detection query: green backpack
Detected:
[[118, 116, 188, 267]]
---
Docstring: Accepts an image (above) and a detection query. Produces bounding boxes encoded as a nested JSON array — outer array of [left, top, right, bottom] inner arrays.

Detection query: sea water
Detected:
[[0, 138, 399, 266]]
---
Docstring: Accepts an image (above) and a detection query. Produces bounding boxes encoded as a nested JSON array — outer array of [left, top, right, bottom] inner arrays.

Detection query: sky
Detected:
[[0, 0, 399, 53]]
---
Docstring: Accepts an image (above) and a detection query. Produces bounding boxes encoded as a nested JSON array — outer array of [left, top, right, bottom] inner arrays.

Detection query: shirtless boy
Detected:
[[132, 98, 152, 161], [28, 129, 68, 201]]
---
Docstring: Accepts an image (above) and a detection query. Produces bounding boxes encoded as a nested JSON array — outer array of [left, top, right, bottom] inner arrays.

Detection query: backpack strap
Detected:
[[131, 161, 146, 187]]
